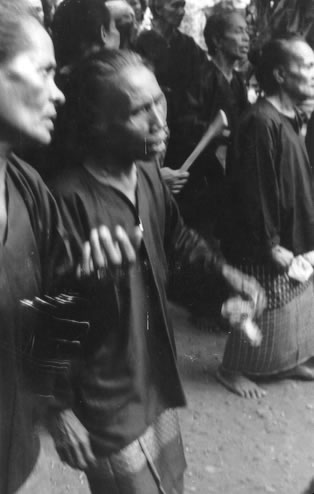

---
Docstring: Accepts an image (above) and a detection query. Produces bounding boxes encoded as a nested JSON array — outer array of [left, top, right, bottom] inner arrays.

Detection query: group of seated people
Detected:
[[2, 0, 314, 493]]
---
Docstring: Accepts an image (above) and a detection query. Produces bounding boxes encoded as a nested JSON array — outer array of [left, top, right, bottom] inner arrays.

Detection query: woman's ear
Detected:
[[212, 34, 222, 54], [100, 25, 110, 46], [273, 65, 285, 85]]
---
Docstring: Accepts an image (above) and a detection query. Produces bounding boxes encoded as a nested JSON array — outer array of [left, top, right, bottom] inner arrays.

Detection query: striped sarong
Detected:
[[222, 265, 314, 376], [86, 409, 186, 494]]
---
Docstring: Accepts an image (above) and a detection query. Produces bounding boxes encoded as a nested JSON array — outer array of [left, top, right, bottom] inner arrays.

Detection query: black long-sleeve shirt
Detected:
[[51, 160, 225, 456], [0, 155, 71, 493], [222, 99, 314, 264]]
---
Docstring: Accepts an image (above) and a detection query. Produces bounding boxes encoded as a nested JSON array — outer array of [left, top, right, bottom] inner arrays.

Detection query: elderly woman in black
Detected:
[[201, 10, 250, 169], [178, 10, 250, 237], [219, 35, 314, 399], [0, 4, 66, 491], [0, 3, 132, 491], [47, 48, 265, 493]]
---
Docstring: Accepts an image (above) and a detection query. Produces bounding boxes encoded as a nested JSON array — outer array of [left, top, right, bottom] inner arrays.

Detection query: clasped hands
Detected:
[[269, 244, 314, 269], [269, 245, 314, 284]]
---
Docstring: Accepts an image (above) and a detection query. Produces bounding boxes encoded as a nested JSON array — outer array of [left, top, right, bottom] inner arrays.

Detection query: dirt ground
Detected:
[[42, 303, 314, 494]]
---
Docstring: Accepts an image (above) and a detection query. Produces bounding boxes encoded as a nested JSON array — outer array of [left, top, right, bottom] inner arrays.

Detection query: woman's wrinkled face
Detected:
[[218, 13, 249, 61], [281, 41, 314, 103], [105, 66, 167, 161], [0, 19, 65, 147]]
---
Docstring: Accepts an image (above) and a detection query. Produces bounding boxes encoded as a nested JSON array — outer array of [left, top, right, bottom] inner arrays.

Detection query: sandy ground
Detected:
[[42, 303, 314, 494]]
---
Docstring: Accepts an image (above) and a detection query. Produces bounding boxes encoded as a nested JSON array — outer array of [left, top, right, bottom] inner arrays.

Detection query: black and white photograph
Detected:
[[1, 0, 314, 493]]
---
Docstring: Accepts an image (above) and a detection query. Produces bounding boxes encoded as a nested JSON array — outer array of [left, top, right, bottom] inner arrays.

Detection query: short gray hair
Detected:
[[0, 0, 41, 64]]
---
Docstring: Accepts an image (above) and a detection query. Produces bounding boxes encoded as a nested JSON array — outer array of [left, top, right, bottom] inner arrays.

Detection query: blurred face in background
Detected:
[[0, 18, 64, 147], [247, 73, 260, 104], [126, 0, 143, 23], [281, 40, 314, 103], [218, 13, 249, 62], [158, 0, 186, 28]]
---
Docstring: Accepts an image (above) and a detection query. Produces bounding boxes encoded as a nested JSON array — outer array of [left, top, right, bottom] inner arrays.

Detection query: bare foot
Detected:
[[216, 366, 266, 399], [277, 363, 314, 381]]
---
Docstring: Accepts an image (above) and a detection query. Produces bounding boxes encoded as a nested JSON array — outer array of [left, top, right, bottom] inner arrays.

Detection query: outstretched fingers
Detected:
[[95, 225, 123, 267], [77, 241, 93, 277], [77, 225, 143, 280], [114, 225, 139, 264]]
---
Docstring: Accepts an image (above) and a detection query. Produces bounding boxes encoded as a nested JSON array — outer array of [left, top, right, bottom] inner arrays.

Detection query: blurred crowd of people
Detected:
[[1, 0, 314, 493]]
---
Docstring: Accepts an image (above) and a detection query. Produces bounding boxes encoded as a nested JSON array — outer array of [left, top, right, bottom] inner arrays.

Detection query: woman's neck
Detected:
[[84, 156, 138, 205], [266, 93, 296, 118], [212, 53, 235, 83], [152, 18, 175, 43]]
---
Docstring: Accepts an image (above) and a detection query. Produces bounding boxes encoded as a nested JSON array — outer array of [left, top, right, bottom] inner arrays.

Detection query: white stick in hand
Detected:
[[180, 109, 228, 172]]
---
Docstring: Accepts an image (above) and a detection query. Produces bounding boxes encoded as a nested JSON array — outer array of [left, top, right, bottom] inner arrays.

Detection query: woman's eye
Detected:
[[133, 106, 149, 117], [39, 66, 55, 79]]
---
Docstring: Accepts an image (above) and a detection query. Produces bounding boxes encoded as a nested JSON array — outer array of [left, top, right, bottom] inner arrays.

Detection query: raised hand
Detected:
[[77, 225, 143, 280], [270, 245, 294, 272]]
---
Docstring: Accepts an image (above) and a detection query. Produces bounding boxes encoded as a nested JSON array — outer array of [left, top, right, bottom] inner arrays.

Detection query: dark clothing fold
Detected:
[[222, 99, 314, 264], [198, 61, 248, 140], [86, 409, 185, 494], [176, 61, 249, 235], [136, 28, 207, 149], [0, 154, 71, 494]]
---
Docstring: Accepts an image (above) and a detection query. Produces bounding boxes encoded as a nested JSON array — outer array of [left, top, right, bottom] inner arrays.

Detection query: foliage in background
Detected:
[[250, 0, 314, 48], [181, 0, 249, 50], [180, 0, 209, 49], [181, 0, 314, 52]]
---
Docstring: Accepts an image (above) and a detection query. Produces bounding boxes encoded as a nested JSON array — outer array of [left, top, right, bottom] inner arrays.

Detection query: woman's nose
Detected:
[[243, 30, 250, 42], [52, 80, 65, 107], [150, 103, 165, 128]]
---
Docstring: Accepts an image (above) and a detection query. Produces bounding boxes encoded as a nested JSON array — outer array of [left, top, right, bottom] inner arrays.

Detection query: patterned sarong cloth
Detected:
[[86, 409, 186, 494], [222, 265, 314, 376]]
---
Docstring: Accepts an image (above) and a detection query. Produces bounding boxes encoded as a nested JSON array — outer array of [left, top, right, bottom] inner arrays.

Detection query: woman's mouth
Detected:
[[146, 129, 167, 154], [150, 139, 166, 153]]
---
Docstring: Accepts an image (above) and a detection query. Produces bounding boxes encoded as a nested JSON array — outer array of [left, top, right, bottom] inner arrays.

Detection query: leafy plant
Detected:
[[251, 0, 314, 47]]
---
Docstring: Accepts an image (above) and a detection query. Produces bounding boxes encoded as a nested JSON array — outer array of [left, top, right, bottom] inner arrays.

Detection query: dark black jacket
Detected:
[[51, 160, 225, 455]]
